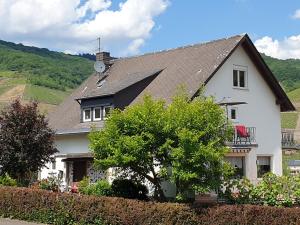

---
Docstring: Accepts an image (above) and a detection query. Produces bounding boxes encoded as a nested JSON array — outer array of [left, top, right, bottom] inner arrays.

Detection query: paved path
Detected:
[[0, 218, 45, 225]]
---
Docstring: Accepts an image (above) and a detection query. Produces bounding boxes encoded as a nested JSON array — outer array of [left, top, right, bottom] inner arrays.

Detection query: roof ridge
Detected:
[[112, 34, 245, 62]]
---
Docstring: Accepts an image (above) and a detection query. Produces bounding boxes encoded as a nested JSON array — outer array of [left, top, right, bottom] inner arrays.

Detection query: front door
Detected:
[[73, 161, 87, 182]]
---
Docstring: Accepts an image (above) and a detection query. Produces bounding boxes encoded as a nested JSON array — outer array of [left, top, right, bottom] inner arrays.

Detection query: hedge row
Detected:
[[1, 187, 300, 225], [0, 187, 198, 225]]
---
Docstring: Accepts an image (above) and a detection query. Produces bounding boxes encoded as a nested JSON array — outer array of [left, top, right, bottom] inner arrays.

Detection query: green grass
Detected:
[[0, 85, 14, 96], [281, 112, 298, 129], [288, 88, 300, 103], [24, 85, 71, 105]]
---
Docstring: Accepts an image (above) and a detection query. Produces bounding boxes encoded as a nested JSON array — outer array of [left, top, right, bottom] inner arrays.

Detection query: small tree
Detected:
[[90, 92, 232, 201], [0, 99, 57, 185]]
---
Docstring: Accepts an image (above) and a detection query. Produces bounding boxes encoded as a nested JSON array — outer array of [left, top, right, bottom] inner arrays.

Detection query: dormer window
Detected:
[[82, 105, 113, 122], [83, 108, 92, 122], [233, 65, 247, 88], [94, 107, 102, 121], [103, 106, 112, 120]]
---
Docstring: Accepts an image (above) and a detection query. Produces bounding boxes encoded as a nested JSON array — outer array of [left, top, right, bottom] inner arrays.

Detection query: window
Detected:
[[233, 66, 247, 88], [103, 106, 112, 119], [94, 107, 101, 121], [226, 156, 245, 178], [83, 108, 92, 122], [230, 108, 237, 121], [257, 156, 271, 178], [51, 158, 56, 170]]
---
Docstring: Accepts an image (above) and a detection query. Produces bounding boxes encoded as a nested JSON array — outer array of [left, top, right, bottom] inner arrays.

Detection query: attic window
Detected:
[[103, 106, 112, 120], [233, 65, 247, 88], [94, 107, 101, 121], [83, 108, 92, 122]]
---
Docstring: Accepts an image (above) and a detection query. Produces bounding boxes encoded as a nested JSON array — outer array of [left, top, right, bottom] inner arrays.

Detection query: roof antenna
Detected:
[[94, 37, 106, 74], [97, 37, 101, 54]]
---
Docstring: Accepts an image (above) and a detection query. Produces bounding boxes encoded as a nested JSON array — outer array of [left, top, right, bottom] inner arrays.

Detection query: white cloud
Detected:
[[254, 35, 300, 59], [0, 0, 169, 56], [292, 9, 300, 19]]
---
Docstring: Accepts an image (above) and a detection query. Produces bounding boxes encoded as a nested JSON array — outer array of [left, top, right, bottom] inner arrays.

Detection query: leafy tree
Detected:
[[89, 92, 232, 201], [0, 99, 58, 185]]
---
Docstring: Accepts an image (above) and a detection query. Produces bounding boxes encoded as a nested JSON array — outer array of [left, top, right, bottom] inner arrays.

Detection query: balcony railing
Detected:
[[229, 126, 256, 146], [282, 129, 295, 148]]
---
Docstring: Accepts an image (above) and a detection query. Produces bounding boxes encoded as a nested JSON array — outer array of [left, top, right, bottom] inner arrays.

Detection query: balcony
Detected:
[[282, 129, 297, 149], [227, 126, 256, 147]]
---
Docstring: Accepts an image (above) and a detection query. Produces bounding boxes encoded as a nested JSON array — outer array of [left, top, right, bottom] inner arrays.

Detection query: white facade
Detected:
[[41, 46, 283, 188], [205, 46, 282, 181]]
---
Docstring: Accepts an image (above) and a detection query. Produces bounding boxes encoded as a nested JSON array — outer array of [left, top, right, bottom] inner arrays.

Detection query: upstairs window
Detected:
[[83, 108, 92, 122], [94, 107, 102, 121], [233, 66, 247, 88], [103, 106, 112, 120], [230, 107, 237, 121]]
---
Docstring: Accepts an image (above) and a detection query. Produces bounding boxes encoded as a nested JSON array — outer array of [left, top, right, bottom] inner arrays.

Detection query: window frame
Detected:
[[233, 65, 248, 89], [93, 107, 102, 121], [103, 106, 112, 120], [230, 107, 238, 122], [225, 156, 245, 179], [257, 156, 272, 178], [83, 108, 92, 122]]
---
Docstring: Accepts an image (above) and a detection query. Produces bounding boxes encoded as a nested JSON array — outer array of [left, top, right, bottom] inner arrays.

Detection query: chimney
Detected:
[[96, 52, 113, 67]]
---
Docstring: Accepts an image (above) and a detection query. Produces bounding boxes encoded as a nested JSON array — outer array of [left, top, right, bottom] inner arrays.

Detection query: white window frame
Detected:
[[83, 108, 92, 122], [257, 155, 272, 178], [230, 107, 238, 122], [103, 106, 112, 120], [233, 65, 248, 89], [93, 107, 102, 121]]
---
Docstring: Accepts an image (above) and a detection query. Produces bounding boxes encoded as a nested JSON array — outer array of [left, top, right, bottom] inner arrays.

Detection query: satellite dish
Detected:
[[94, 61, 106, 73]]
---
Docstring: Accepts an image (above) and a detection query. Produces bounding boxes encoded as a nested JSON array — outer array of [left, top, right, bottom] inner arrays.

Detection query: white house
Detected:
[[40, 34, 294, 194]]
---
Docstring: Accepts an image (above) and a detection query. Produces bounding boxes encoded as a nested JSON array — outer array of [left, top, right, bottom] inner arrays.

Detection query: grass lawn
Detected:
[[288, 88, 300, 103], [24, 85, 71, 105], [281, 112, 298, 129]]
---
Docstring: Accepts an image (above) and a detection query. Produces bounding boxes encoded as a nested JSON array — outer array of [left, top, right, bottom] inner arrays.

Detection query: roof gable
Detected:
[[48, 34, 294, 133]]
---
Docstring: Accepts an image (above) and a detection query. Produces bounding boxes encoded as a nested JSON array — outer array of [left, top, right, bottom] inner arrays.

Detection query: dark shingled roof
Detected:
[[48, 34, 294, 134]]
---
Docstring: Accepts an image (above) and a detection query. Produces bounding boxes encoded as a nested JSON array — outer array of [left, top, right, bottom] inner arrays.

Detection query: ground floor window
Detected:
[[257, 156, 271, 178], [225, 156, 245, 178]]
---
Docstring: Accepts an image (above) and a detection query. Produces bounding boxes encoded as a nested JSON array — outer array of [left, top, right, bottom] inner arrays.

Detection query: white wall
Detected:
[[55, 134, 90, 154], [205, 46, 282, 181]]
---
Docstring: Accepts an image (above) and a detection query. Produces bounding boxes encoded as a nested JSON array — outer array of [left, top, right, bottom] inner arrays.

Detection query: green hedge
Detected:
[[0, 187, 198, 225], [1, 187, 300, 225]]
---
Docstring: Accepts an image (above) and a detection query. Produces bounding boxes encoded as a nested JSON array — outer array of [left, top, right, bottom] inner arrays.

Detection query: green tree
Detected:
[[0, 99, 58, 185], [89, 92, 232, 201]]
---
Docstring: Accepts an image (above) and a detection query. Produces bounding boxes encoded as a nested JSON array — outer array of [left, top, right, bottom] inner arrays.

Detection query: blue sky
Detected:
[[0, 0, 299, 59], [141, 0, 300, 54]]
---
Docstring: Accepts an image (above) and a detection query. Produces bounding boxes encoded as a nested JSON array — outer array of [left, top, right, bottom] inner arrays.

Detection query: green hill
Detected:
[[262, 54, 300, 92], [0, 40, 94, 91], [0, 40, 94, 113]]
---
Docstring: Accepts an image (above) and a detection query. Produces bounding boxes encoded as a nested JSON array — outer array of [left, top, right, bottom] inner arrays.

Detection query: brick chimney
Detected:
[[96, 52, 114, 67]]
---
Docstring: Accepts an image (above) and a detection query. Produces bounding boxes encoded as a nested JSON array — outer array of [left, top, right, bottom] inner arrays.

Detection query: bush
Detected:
[[221, 173, 300, 207], [0, 173, 17, 187], [0, 187, 199, 225], [2, 187, 300, 225], [78, 178, 112, 197], [111, 179, 148, 200]]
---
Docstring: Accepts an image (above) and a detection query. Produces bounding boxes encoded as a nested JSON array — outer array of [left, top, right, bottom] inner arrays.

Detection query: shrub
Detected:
[[0, 187, 199, 225], [221, 173, 300, 207], [111, 179, 149, 200], [78, 178, 112, 197], [0, 173, 17, 187], [2, 187, 300, 225]]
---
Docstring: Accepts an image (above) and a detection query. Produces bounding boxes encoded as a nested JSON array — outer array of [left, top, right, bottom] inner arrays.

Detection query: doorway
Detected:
[[73, 161, 87, 182]]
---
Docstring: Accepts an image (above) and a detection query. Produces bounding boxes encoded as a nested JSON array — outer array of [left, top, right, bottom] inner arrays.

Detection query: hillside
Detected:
[[262, 54, 300, 92], [0, 40, 94, 112]]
